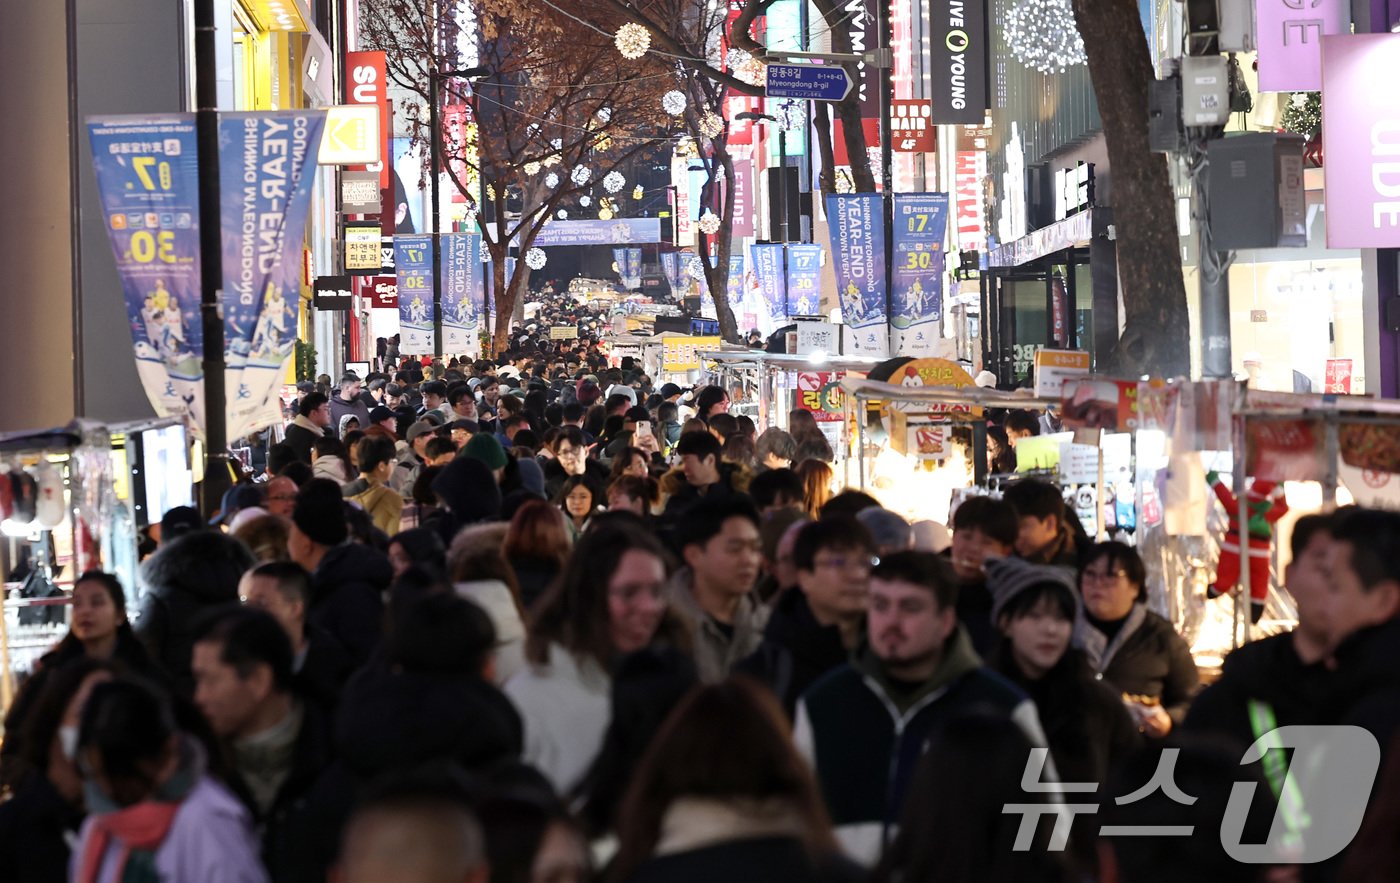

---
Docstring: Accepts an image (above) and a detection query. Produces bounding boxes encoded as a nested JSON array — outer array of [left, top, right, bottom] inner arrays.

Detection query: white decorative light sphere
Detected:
[[614, 23, 651, 60], [725, 49, 750, 70], [545, 172, 560, 188], [662, 90, 687, 116], [579, 196, 591, 207], [699, 113, 724, 138], [525, 247, 547, 270], [596, 106, 613, 124], [1004, 0, 1087, 73], [524, 161, 541, 176], [632, 185, 644, 200], [570, 166, 592, 186], [557, 209, 568, 220], [686, 255, 706, 279], [604, 171, 626, 193], [697, 211, 721, 235]]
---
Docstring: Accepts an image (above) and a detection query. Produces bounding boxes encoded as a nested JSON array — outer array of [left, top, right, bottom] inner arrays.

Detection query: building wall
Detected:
[[0, 0, 78, 432]]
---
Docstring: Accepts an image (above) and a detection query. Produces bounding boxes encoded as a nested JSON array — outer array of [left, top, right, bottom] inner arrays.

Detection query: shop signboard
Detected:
[[662, 335, 722, 372], [318, 105, 379, 165], [313, 275, 353, 311], [394, 235, 434, 355], [795, 321, 837, 356], [356, 275, 397, 309], [1034, 349, 1091, 397], [87, 114, 205, 427], [887, 358, 980, 416], [731, 159, 754, 238], [440, 233, 481, 357], [1246, 417, 1326, 482], [218, 110, 325, 436], [786, 244, 822, 316], [797, 371, 846, 422], [345, 51, 391, 194], [891, 100, 935, 152], [340, 170, 381, 213], [955, 150, 987, 253], [1259, 0, 1349, 92], [1325, 358, 1354, 393], [929, 0, 988, 124], [345, 222, 382, 274], [826, 193, 888, 357], [1322, 35, 1400, 248], [1061, 379, 1148, 431], [550, 326, 577, 340], [891, 193, 949, 356]]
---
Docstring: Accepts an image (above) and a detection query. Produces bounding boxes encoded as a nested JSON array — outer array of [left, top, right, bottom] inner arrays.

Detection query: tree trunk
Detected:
[[813, 100, 837, 196], [490, 249, 509, 357], [705, 148, 739, 342], [1072, 0, 1190, 378], [815, 0, 877, 193]]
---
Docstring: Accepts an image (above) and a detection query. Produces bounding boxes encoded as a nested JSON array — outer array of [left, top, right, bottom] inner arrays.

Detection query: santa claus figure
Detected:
[[1207, 471, 1288, 623]]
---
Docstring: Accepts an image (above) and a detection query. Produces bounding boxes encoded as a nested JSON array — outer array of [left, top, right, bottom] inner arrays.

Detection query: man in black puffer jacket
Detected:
[[136, 528, 257, 695], [287, 479, 392, 666]]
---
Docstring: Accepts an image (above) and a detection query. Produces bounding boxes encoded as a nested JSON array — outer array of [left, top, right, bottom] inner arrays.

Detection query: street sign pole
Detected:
[[878, 0, 896, 356]]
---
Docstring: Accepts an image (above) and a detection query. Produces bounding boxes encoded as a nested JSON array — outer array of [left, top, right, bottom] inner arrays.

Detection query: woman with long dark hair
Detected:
[[608, 677, 860, 883], [505, 522, 691, 795], [788, 409, 834, 464]]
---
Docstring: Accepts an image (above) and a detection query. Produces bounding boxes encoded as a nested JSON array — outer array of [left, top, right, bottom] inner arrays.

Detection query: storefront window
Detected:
[[1008, 279, 1047, 383]]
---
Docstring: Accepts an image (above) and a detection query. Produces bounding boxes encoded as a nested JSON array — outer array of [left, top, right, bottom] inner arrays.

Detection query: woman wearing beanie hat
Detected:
[[983, 557, 1138, 826]]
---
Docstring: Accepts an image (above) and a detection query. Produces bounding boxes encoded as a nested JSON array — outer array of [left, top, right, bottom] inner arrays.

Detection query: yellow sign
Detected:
[[887, 358, 982, 417], [550, 326, 577, 340], [318, 105, 380, 165], [344, 224, 381, 272], [662, 335, 721, 373], [245, 0, 309, 32]]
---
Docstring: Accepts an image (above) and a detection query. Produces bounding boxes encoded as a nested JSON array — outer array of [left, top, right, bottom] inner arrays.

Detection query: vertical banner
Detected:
[[87, 115, 205, 428], [750, 244, 787, 330], [731, 159, 755, 238], [1322, 34, 1400, 247], [955, 150, 987, 253], [929, 0, 988, 124], [219, 111, 326, 439], [661, 251, 691, 298], [1259, 0, 1350, 92], [440, 232, 481, 357], [345, 51, 391, 195], [395, 235, 435, 355], [891, 193, 950, 356], [826, 193, 889, 357], [612, 247, 642, 289], [726, 254, 756, 335], [786, 244, 823, 316]]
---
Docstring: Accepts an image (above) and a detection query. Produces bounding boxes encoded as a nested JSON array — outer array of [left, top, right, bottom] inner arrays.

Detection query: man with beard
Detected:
[[793, 550, 1050, 865]]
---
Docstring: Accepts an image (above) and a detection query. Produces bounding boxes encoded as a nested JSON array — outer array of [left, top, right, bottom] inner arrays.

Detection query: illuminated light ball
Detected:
[[604, 171, 626, 193], [545, 172, 560, 188], [596, 106, 613, 124], [524, 161, 541, 176], [697, 211, 721, 235], [525, 247, 547, 270], [599, 207, 615, 220], [485, 184, 497, 201], [686, 255, 706, 279], [543, 155, 560, 168], [614, 23, 651, 60], [571, 166, 592, 186], [557, 209, 568, 219], [1004, 0, 1086, 74], [632, 185, 644, 200], [662, 90, 687, 116], [699, 113, 724, 138], [580, 195, 592, 207], [725, 49, 750, 70]]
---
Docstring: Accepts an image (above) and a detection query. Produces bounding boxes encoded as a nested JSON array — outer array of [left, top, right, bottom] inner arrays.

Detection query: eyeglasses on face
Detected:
[[813, 554, 879, 572]]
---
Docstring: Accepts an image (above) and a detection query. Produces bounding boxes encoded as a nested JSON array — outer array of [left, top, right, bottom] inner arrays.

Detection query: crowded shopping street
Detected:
[[4, 0, 1400, 880]]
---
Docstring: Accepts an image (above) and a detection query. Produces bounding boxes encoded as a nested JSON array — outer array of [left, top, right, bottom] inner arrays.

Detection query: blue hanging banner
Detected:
[[441, 232, 481, 358], [87, 115, 205, 430], [660, 251, 688, 298], [785, 244, 823, 317], [218, 111, 326, 438], [395, 235, 435, 355], [750, 244, 787, 330], [825, 193, 888, 357], [891, 193, 950, 357], [727, 254, 757, 336]]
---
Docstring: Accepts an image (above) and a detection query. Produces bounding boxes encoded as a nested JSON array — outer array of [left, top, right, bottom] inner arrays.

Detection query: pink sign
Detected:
[[1323, 35, 1400, 248], [731, 159, 754, 239], [1257, 0, 1349, 92], [1325, 358, 1353, 393]]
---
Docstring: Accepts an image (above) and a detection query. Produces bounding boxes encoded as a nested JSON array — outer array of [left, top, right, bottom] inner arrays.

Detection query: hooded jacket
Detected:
[[136, 530, 256, 694], [329, 395, 370, 438], [793, 627, 1047, 865], [1075, 603, 1199, 727], [669, 568, 770, 683], [308, 543, 392, 666], [426, 458, 503, 545], [283, 415, 328, 465], [735, 588, 850, 717]]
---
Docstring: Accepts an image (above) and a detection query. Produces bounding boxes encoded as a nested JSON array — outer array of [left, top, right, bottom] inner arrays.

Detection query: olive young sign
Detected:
[[929, 0, 988, 124]]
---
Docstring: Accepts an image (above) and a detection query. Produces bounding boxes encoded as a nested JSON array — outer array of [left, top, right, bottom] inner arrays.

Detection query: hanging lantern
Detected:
[[570, 166, 592, 186], [662, 90, 687, 116], [525, 248, 547, 270], [614, 23, 651, 60], [697, 211, 721, 235], [604, 171, 626, 193], [699, 113, 724, 139], [545, 172, 560, 188], [1004, 0, 1087, 74]]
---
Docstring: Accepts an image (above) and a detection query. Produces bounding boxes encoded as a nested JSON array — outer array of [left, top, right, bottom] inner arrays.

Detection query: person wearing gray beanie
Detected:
[[983, 557, 1080, 626]]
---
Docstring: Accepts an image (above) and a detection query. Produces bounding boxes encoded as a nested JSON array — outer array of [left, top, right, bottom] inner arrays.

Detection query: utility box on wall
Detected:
[[1207, 133, 1307, 250]]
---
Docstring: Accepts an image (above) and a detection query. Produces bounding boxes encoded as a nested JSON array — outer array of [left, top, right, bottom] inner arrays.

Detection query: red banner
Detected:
[[891, 100, 934, 152], [356, 275, 398, 309], [955, 151, 987, 253], [345, 51, 391, 196], [1325, 358, 1353, 394]]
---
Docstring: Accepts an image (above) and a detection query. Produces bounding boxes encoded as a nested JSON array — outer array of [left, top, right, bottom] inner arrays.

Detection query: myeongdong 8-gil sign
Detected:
[[930, 0, 988, 124]]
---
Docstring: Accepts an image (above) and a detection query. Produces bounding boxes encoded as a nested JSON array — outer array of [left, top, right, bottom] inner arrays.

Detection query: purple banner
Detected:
[[826, 193, 888, 357], [1257, 0, 1349, 92], [1323, 34, 1400, 248], [219, 111, 325, 438]]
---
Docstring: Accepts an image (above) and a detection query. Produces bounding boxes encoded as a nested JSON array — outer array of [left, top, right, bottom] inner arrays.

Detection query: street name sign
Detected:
[[765, 64, 853, 102]]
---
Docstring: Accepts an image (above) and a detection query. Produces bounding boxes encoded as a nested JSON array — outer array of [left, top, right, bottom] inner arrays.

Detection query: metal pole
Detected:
[[429, 72, 443, 359], [877, 0, 896, 353], [195, 0, 230, 514], [780, 126, 790, 318], [1197, 146, 1232, 378]]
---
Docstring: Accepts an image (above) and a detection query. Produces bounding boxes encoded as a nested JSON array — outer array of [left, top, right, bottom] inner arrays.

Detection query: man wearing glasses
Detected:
[[284, 392, 332, 464], [737, 517, 876, 716], [542, 426, 609, 499]]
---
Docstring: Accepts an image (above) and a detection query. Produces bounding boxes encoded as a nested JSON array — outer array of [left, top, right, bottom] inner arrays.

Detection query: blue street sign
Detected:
[[765, 63, 853, 102]]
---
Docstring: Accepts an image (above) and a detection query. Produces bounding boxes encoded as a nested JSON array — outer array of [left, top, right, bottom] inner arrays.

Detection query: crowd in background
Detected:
[[3, 331, 1400, 883]]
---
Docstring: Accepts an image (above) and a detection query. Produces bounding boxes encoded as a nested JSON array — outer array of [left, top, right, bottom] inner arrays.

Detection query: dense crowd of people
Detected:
[[4, 338, 1400, 883]]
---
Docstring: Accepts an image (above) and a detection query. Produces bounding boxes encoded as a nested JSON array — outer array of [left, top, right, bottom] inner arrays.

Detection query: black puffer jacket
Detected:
[[136, 530, 256, 694], [735, 588, 849, 717], [1076, 604, 1200, 727], [308, 543, 392, 666], [1185, 631, 1332, 751]]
